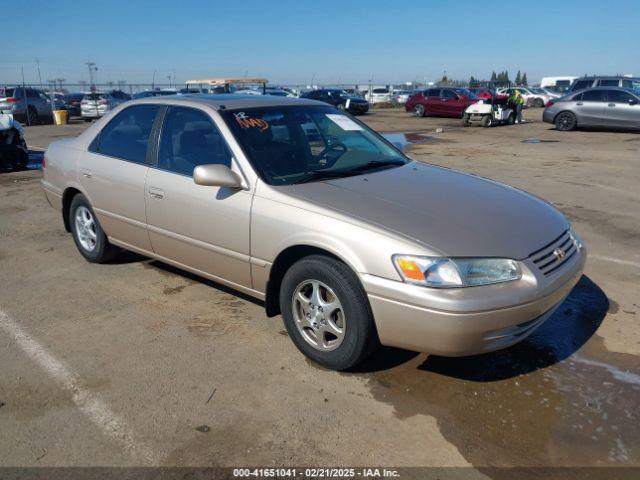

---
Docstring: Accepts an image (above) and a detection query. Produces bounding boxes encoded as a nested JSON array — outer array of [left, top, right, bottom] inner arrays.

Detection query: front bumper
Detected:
[[361, 247, 586, 356]]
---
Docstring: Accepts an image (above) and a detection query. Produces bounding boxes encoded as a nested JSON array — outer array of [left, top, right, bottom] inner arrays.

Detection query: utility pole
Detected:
[[167, 75, 171, 88], [35, 60, 44, 91], [152, 69, 156, 90], [86, 62, 97, 91]]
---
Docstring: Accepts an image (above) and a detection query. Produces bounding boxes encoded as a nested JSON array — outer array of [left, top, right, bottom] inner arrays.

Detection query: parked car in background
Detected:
[[527, 87, 556, 105], [568, 76, 640, 95], [42, 95, 586, 370], [0, 87, 53, 125], [132, 90, 177, 99], [405, 87, 479, 117], [81, 90, 131, 121], [543, 87, 640, 131], [538, 87, 562, 99], [366, 88, 392, 104], [497, 87, 548, 107], [63, 93, 85, 117], [469, 87, 509, 102], [392, 90, 416, 105], [300, 89, 369, 114]]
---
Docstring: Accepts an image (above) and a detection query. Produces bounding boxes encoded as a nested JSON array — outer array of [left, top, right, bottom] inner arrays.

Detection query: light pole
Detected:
[[86, 62, 97, 91]]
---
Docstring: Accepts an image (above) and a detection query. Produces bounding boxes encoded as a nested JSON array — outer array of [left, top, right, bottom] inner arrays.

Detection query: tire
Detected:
[[534, 98, 544, 108], [26, 106, 39, 126], [482, 115, 493, 127], [555, 111, 577, 131], [279, 255, 378, 370], [461, 114, 470, 126], [69, 194, 117, 263], [413, 104, 425, 117], [507, 113, 516, 125]]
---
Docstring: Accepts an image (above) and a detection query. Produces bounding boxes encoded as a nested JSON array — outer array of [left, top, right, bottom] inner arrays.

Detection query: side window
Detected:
[[598, 79, 619, 87], [582, 90, 606, 102], [442, 90, 457, 99], [572, 80, 593, 91], [94, 105, 160, 163], [427, 89, 440, 97], [606, 90, 635, 103], [158, 106, 232, 176], [572, 93, 583, 101]]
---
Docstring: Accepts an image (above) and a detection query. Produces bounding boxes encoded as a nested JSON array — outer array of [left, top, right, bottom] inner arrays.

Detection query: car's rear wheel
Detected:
[[280, 255, 378, 370], [461, 114, 470, 126], [413, 104, 425, 117], [507, 113, 516, 125], [555, 111, 577, 131], [69, 194, 117, 263], [534, 98, 544, 108]]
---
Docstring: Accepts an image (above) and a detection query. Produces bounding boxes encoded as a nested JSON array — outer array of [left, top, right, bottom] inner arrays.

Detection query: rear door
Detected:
[[603, 90, 640, 129], [81, 104, 161, 251], [145, 105, 252, 288], [573, 90, 607, 126]]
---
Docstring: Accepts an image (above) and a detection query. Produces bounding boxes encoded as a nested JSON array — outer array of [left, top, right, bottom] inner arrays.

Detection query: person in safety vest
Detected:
[[508, 89, 525, 124]]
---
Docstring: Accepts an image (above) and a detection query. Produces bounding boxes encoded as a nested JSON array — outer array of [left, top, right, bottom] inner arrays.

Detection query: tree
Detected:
[[521, 72, 528, 86], [490, 71, 497, 82], [515, 70, 522, 85]]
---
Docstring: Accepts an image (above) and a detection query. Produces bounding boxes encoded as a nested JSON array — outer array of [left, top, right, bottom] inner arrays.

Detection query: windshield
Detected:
[[455, 88, 478, 99], [221, 105, 408, 185]]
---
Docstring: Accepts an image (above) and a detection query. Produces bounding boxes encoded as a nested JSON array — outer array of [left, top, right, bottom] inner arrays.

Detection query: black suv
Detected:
[[301, 89, 369, 115]]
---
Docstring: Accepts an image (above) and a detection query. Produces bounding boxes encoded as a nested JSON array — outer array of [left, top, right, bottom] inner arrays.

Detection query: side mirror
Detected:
[[193, 164, 242, 188], [629, 98, 638, 105]]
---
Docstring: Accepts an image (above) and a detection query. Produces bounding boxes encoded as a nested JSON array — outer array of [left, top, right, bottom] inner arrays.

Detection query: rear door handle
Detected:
[[608, 103, 616, 107], [80, 169, 92, 178], [576, 102, 583, 106], [148, 187, 165, 200]]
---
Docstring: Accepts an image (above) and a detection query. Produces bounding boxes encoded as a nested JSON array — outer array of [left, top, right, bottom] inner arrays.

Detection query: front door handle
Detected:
[[80, 169, 92, 178], [608, 103, 616, 107], [148, 187, 165, 200], [576, 102, 583, 106]]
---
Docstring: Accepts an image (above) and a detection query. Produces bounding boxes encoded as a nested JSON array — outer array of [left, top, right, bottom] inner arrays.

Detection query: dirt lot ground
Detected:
[[1, 108, 638, 477]]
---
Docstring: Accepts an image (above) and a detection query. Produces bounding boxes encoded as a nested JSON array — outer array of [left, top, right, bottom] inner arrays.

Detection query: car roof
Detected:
[[568, 86, 639, 97], [125, 93, 320, 110]]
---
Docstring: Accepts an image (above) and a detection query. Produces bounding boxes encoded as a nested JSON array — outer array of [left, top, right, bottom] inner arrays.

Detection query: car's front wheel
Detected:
[[280, 255, 378, 370], [69, 194, 117, 263]]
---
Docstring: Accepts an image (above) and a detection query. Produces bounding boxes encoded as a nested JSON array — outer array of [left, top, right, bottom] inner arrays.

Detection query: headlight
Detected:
[[393, 255, 521, 288]]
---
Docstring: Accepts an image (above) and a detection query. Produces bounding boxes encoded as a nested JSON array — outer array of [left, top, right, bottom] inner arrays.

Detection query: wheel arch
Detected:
[[61, 186, 84, 232], [264, 244, 362, 318], [553, 109, 577, 125]]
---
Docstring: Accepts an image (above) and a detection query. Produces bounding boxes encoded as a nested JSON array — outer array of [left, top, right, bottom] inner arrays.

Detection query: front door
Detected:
[[603, 90, 640, 129], [81, 104, 161, 251], [145, 105, 253, 289]]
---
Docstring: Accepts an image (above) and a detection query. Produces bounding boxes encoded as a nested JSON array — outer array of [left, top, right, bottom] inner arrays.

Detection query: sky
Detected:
[[3, 0, 639, 87]]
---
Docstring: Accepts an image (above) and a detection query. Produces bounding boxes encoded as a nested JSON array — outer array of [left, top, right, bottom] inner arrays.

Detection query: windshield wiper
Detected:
[[294, 160, 406, 184]]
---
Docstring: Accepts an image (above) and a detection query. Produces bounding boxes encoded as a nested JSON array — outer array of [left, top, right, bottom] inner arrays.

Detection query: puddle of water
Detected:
[[522, 138, 560, 144], [336, 275, 640, 470], [382, 132, 434, 151]]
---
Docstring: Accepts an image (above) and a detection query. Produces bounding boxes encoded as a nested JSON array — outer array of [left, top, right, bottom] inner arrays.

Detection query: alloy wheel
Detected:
[[292, 279, 346, 352], [74, 206, 98, 252]]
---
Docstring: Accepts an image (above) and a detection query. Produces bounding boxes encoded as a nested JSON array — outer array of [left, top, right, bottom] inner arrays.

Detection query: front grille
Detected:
[[528, 229, 578, 276]]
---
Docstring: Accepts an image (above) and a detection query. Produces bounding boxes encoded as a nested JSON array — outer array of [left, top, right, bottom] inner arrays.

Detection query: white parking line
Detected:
[[590, 254, 640, 269], [0, 309, 161, 465]]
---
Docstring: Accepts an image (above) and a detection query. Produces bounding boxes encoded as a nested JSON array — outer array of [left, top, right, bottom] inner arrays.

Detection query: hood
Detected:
[[277, 162, 568, 259]]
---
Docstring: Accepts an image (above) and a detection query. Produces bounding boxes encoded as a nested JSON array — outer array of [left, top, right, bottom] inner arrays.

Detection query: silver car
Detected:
[[543, 87, 640, 131], [0, 86, 53, 125], [81, 90, 131, 121], [42, 95, 586, 370]]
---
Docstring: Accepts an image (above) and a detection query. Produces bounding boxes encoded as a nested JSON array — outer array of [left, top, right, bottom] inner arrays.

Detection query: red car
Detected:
[[470, 87, 509, 102], [405, 87, 479, 118]]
